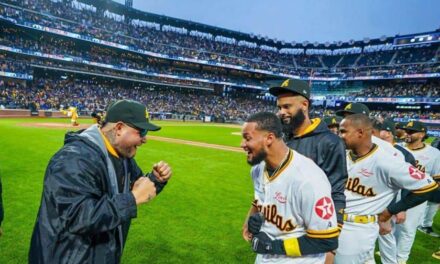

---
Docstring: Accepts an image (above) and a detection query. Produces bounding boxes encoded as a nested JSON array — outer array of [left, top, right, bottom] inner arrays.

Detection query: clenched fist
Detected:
[[131, 177, 156, 205], [152, 161, 172, 183]]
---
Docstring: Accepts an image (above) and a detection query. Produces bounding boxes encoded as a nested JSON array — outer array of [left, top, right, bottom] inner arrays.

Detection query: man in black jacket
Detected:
[[268, 79, 347, 262], [269, 79, 347, 224], [29, 99, 172, 264]]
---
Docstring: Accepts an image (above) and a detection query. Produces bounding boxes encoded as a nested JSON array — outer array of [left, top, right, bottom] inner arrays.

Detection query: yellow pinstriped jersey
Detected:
[[251, 149, 338, 263], [345, 144, 437, 216], [405, 144, 440, 181]]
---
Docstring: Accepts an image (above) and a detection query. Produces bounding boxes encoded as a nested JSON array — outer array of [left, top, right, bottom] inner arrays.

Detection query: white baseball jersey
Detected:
[[252, 149, 338, 264], [373, 135, 404, 161], [394, 144, 440, 262], [405, 144, 440, 179], [345, 144, 436, 215], [336, 144, 437, 263]]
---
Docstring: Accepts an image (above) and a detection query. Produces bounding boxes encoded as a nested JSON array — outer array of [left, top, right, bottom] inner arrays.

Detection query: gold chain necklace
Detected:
[[266, 149, 290, 178]]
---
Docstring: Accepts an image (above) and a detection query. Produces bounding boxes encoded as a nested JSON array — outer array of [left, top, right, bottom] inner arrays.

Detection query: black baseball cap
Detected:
[[323, 116, 342, 127], [395, 122, 405, 129], [336, 103, 370, 116], [268, 79, 311, 100], [105, 99, 161, 132], [403, 121, 427, 133], [380, 119, 396, 135]]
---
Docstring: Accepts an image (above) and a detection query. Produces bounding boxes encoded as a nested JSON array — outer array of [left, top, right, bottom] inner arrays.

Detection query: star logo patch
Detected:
[[315, 197, 334, 220], [409, 166, 425, 180]]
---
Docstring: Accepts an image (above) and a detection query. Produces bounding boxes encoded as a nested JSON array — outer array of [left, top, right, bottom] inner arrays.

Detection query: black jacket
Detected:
[[286, 118, 347, 224], [29, 126, 141, 264]]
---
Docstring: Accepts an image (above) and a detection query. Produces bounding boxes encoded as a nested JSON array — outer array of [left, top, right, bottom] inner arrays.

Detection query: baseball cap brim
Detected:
[[335, 110, 354, 117], [133, 121, 161, 131], [403, 127, 423, 132]]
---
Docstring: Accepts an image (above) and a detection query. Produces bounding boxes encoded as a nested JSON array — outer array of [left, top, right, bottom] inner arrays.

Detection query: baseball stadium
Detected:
[[0, 0, 439, 263]]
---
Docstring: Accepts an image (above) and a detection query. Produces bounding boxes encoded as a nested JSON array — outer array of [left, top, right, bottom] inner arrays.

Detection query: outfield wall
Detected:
[[0, 109, 65, 118]]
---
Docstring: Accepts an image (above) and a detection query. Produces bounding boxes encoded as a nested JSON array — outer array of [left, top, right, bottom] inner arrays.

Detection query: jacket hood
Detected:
[[294, 118, 330, 138], [64, 125, 107, 158]]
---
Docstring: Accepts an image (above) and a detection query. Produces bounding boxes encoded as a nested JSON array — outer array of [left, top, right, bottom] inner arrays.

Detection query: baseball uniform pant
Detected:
[[335, 221, 378, 264]]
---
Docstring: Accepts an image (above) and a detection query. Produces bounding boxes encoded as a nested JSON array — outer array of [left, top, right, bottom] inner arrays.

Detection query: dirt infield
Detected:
[[20, 122, 91, 129], [19, 122, 244, 153]]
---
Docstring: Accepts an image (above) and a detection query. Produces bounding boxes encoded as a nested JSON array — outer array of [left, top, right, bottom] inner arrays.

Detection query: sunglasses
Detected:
[[124, 123, 148, 137], [405, 130, 420, 135]]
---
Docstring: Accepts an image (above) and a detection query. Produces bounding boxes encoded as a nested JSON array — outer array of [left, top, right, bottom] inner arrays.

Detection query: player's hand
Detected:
[[251, 232, 285, 255], [324, 251, 335, 264], [131, 177, 156, 205], [152, 161, 172, 183], [395, 211, 406, 224], [378, 209, 392, 222], [242, 223, 252, 242], [379, 218, 392, 235], [248, 212, 264, 235]]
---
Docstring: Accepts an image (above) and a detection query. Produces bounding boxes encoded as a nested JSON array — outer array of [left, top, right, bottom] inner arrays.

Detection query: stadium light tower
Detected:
[[125, 0, 133, 8]]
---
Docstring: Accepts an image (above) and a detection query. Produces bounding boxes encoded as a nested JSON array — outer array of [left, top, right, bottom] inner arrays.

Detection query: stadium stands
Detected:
[[0, 0, 438, 125]]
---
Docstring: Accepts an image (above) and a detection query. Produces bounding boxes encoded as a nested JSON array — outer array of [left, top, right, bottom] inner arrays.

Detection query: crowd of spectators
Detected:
[[351, 81, 440, 97], [0, 56, 32, 75], [394, 46, 438, 64], [0, 27, 267, 87], [2, 75, 439, 123], [309, 106, 440, 121], [0, 0, 438, 80], [0, 76, 276, 121], [356, 50, 396, 67]]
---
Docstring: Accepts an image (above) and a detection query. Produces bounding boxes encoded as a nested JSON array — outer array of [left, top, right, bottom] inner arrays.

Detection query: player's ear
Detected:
[[114, 122, 124, 136], [265, 132, 275, 146]]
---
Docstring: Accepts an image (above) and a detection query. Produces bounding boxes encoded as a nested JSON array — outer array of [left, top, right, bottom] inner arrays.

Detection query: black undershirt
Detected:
[[109, 153, 125, 193]]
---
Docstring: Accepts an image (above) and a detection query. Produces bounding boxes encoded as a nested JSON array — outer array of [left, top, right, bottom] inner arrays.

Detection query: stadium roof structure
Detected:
[[80, 0, 438, 50]]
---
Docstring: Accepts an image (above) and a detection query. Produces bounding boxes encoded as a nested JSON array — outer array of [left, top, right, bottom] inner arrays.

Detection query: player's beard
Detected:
[[247, 148, 267, 166], [281, 110, 306, 138], [405, 134, 417, 143]]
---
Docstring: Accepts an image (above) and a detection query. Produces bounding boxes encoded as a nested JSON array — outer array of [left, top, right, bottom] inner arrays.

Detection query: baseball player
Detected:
[[323, 116, 342, 135], [393, 121, 440, 263], [335, 114, 437, 264], [376, 120, 416, 264], [394, 122, 407, 144], [336, 103, 404, 159], [241, 112, 338, 263]]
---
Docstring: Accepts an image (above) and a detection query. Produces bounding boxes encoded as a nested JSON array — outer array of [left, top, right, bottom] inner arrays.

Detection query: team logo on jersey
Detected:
[[254, 200, 297, 232], [274, 192, 287, 204], [409, 166, 425, 180], [358, 168, 374, 177], [414, 160, 426, 173], [345, 177, 376, 197], [314, 197, 334, 220]]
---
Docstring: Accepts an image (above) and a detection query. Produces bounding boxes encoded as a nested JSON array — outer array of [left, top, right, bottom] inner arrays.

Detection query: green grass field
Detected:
[[0, 118, 438, 263]]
